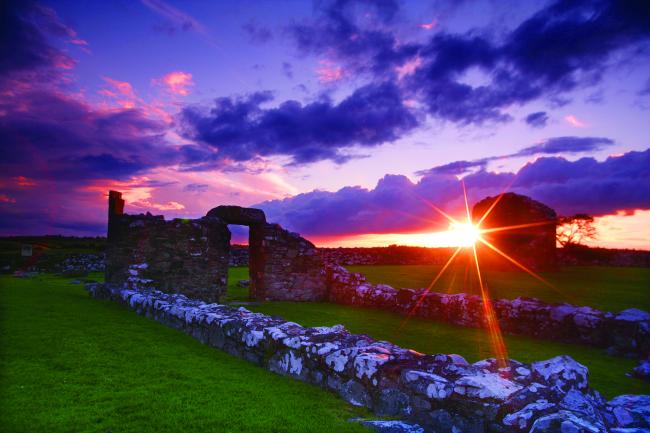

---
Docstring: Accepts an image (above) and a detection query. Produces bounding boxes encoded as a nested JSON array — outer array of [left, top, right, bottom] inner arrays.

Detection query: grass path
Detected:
[[0, 274, 370, 433]]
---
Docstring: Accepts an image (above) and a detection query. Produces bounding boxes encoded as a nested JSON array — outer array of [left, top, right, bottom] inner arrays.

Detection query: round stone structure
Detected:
[[472, 192, 557, 270]]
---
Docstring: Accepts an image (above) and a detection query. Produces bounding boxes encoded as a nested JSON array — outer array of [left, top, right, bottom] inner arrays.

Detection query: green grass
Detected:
[[225, 266, 252, 303], [225, 267, 650, 399], [0, 235, 105, 271], [347, 264, 650, 313], [3, 264, 646, 433], [0, 273, 370, 433]]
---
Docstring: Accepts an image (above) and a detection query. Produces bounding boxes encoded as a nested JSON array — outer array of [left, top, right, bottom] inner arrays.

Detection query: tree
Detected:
[[556, 214, 597, 247]]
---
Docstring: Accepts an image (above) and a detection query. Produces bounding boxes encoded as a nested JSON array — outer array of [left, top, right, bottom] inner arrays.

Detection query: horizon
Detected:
[[1, 0, 649, 250]]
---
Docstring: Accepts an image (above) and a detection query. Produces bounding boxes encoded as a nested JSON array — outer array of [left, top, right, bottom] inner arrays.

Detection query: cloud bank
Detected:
[[257, 149, 650, 238]]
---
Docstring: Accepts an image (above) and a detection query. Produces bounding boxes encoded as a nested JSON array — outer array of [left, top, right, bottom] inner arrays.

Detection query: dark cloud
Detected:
[[514, 136, 614, 157], [242, 21, 273, 44], [640, 77, 650, 96], [510, 149, 650, 215], [0, 1, 183, 236], [183, 183, 209, 193], [290, 0, 650, 125], [422, 159, 489, 176], [256, 148, 650, 238], [290, 0, 417, 77], [417, 136, 615, 177], [282, 61, 293, 79], [0, 0, 75, 78], [524, 111, 548, 128], [0, 89, 176, 181], [181, 82, 418, 166]]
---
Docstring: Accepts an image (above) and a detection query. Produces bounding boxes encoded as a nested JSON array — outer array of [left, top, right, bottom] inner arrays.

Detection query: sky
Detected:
[[0, 0, 649, 249]]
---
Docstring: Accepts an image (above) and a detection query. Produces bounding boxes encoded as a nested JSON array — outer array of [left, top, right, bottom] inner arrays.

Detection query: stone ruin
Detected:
[[106, 190, 559, 305], [472, 192, 557, 270], [105, 190, 327, 303], [86, 279, 650, 433], [92, 190, 650, 432]]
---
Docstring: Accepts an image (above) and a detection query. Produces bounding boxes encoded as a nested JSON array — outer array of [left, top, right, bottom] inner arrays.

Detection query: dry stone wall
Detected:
[[327, 266, 650, 359], [85, 277, 650, 433], [255, 223, 328, 301], [106, 212, 231, 302]]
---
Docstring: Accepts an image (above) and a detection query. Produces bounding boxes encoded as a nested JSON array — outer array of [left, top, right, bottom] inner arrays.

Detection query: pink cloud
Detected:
[[564, 114, 588, 128], [396, 56, 422, 79], [153, 71, 194, 96], [0, 194, 16, 203], [419, 19, 438, 30], [13, 176, 37, 187], [316, 60, 344, 83], [100, 77, 137, 109], [140, 0, 217, 46]]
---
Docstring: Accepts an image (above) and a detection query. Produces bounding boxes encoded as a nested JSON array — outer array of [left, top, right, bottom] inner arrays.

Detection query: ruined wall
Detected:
[[472, 193, 557, 270], [106, 192, 231, 302], [254, 223, 328, 301], [106, 192, 328, 303], [327, 265, 650, 358], [86, 280, 650, 433]]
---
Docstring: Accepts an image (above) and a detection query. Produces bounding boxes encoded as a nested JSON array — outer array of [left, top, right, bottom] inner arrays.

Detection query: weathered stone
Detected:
[[528, 410, 605, 433], [106, 190, 328, 302], [86, 283, 650, 433], [375, 388, 411, 416], [360, 420, 424, 433], [606, 395, 650, 429], [206, 205, 266, 225], [341, 380, 372, 407]]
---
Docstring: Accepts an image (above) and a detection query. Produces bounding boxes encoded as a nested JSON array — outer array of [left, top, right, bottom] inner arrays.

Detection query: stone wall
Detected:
[[327, 266, 650, 358], [106, 191, 328, 302], [86, 279, 650, 433], [218, 245, 650, 268], [105, 211, 231, 302], [254, 223, 328, 301]]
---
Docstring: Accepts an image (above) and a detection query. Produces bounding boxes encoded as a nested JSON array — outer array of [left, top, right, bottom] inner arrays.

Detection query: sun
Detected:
[[449, 221, 482, 246]]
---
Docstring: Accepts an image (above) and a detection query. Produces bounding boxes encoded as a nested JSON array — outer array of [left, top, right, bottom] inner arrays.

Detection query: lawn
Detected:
[[225, 267, 650, 399], [347, 263, 650, 313], [0, 273, 370, 433]]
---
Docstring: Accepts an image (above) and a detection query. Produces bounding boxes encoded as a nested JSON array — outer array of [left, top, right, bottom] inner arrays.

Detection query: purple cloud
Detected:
[[525, 111, 549, 128], [242, 21, 273, 44], [417, 136, 615, 177], [290, 0, 650, 125], [180, 82, 418, 166], [256, 148, 650, 238]]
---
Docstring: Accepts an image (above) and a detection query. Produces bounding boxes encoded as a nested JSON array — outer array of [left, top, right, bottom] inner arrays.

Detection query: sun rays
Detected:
[[396, 180, 563, 371]]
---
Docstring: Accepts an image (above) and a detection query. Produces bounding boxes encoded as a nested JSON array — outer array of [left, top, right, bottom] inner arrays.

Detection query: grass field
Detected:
[[225, 267, 650, 399], [0, 273, 370, 433], [347, 264, 650, 313], [1, 265, 648, 432]]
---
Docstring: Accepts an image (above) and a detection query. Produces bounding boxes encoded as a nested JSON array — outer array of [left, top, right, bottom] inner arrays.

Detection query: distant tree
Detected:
[[556, 214, 597, 247]]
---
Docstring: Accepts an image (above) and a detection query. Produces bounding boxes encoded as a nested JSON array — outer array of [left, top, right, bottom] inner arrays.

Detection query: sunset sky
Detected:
[[1, 0, 649, 249]]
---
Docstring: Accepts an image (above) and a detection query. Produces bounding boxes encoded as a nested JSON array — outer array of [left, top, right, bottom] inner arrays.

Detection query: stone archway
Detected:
[[206, 205, 329, 301], [105, 191, 328, 303], [205, 206, 267, 300]]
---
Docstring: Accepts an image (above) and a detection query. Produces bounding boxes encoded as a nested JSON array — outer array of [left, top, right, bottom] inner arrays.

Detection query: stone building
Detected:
[[105, 191, 327, 302], [472, 192, 557, 270]]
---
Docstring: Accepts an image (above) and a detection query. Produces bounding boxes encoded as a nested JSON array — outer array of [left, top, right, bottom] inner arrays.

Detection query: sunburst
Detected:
[[397, 180, 560, 370]]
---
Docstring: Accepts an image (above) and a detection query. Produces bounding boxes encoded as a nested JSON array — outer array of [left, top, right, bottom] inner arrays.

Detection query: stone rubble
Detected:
[[86, 281, 650, 433]]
